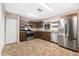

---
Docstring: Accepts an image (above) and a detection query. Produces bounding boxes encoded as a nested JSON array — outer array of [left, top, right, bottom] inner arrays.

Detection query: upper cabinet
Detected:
[[20, 17, 29, 28], [43, 17, 59, 31], [29, 21, 43, 28], [20, 17, 43, 28]]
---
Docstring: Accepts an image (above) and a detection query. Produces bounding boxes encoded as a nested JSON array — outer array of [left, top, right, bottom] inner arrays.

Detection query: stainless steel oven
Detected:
[[26, 29, 33, 40]]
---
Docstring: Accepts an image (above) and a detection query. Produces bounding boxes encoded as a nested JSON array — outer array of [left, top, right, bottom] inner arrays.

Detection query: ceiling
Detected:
[[4, 3, 79, 21]]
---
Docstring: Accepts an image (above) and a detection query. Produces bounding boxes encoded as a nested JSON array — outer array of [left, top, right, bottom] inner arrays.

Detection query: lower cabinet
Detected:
[[38, 31, 51, 41], [20, 31, 51, 42], [33, 31, 38, 38], [20, 31, 27, 42], [46, 32, 51, 41]]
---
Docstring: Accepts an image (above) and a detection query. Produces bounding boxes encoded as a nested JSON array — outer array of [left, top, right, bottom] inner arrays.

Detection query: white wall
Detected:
[[0, 3, 5, 55]]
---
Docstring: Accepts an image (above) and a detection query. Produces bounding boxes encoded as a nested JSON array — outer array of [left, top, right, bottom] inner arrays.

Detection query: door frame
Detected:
[[5, 17, 19, 44]]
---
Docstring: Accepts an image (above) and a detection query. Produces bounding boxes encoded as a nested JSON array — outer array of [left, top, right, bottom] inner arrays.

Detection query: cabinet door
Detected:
[[42, 32, 47, 40], [46, 32, 51, 41], [29, 22, 37, 28], [44, 32, 51, 41], [29, 21, 43, 28], [39, 32, 42, 39], [33, 31, 38, 38], [38, 32, 51, 41], [20, 31, 26, 42]]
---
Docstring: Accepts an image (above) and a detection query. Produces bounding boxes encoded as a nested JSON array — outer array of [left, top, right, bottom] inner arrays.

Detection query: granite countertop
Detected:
[[20, 28, 58, 32], [31, 28, 58, 32]]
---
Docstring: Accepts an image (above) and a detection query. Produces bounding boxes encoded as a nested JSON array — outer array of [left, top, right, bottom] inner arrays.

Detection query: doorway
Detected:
[[5, 18, 18, 44]]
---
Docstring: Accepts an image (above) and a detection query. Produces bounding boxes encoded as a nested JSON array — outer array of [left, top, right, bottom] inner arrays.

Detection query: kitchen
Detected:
[[20, 13, 78, 51], [1, 3, 79, 56], [19, 12, 60, 42]]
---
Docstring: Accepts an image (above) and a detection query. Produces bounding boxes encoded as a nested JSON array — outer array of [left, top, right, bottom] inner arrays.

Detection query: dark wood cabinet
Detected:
[[29, 21, 43, 28], [20, 31, 51, 42], [33, 31, 38, 38], [45, 32, 51, 41], [20, 31, 27, 42], [37, 31, 51, 41]]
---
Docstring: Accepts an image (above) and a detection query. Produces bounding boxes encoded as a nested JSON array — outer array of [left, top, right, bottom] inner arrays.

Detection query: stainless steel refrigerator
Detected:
[[58, 14, 78, 51]]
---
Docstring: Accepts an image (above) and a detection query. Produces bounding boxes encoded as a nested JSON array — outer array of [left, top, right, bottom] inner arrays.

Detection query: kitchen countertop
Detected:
[[20, 28, 58, 32], [20, 28, 25, 31]]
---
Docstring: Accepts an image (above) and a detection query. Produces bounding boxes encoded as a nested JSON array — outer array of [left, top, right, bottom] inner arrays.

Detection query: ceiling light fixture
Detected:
[[26, 13, 38, 18], [39, 3, 53, 11]]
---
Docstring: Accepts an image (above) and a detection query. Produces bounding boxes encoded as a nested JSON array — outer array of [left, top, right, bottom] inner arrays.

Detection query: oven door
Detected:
[[26, 30, 34, 40]]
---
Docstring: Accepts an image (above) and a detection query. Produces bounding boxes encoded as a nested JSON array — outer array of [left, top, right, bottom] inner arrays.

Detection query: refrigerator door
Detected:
[[58, 18, 65, 47], [65, 15, 78, 51]]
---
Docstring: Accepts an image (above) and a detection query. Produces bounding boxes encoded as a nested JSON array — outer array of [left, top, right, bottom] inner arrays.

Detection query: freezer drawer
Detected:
[[65, 39, 78, 51]]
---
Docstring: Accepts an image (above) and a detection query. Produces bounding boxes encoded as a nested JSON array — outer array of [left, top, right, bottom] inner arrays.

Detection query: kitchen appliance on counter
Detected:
[[58, 14, 78, 51], [26, 29, 34, 40], [44, 22, 50, 29], [44, 24, 50, 29]]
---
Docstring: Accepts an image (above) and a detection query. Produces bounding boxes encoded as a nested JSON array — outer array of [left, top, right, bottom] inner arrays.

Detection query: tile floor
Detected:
[[2, 39, 79, 56]]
